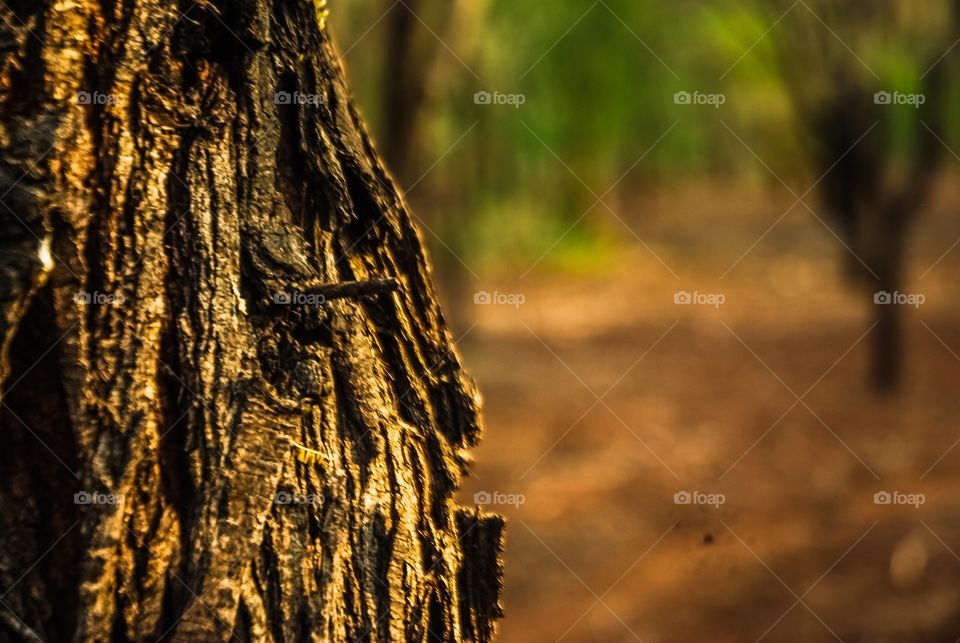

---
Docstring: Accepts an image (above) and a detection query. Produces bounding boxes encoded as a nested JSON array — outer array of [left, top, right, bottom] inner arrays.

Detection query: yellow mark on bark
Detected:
[[292, 441, 323, 464], [313, 0, 329, 30], [38, 237, 53, 272]]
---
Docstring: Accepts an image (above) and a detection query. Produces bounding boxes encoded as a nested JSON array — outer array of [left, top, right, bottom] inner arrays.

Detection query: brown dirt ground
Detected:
[[441, 178, 960, 643]]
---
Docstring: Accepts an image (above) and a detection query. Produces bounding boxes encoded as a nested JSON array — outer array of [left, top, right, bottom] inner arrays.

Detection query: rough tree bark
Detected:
[[0, 1, 502, 641]]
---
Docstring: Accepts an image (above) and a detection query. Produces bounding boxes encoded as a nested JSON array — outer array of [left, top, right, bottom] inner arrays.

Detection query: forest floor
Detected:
[[441, 177, 960, 643]]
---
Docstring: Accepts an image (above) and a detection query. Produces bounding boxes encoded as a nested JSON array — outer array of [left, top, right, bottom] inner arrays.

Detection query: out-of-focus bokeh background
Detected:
[[332, 2, 960, 641]]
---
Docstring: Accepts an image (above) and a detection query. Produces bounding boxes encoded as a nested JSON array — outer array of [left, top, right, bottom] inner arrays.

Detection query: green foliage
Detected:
[[333, 1, 960, 269]]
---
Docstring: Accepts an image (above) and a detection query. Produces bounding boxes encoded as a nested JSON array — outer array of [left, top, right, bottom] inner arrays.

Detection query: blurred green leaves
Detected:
[[332, 0, 960, 273]]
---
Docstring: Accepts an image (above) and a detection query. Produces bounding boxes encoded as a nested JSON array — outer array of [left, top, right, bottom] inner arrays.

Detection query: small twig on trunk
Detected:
[[302, 277, 399, 301]]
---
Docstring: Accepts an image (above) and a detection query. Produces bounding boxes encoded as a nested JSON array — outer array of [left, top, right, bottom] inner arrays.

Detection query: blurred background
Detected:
[[332, 1, 960, 641]]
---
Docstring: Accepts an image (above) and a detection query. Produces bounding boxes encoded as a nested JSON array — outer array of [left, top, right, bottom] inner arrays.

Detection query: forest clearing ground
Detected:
[[448, 177, 960, 642]]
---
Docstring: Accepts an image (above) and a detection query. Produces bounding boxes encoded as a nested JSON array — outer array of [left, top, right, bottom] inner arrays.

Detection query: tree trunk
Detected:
[[381, 0, 425, 179], [863, 208, 907, 393], [379, 0, 454, 186], [870, 292, 902, 392], [0, 1, 502, 642]]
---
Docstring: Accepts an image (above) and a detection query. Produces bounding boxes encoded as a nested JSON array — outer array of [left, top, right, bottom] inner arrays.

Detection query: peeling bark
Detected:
[[0, 1, 502, 641]]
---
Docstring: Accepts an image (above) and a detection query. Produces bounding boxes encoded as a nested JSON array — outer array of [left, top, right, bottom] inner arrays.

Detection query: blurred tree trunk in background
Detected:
[[380, 0, 455, 184], [773, 0, 958, 391], [0, 1, 501, 641], [801, 70, 942, 391], [377, 0, 489, 327]]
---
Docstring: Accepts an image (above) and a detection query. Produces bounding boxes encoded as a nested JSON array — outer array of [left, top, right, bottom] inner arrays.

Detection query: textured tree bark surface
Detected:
[[0, 1, 502, 641]]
